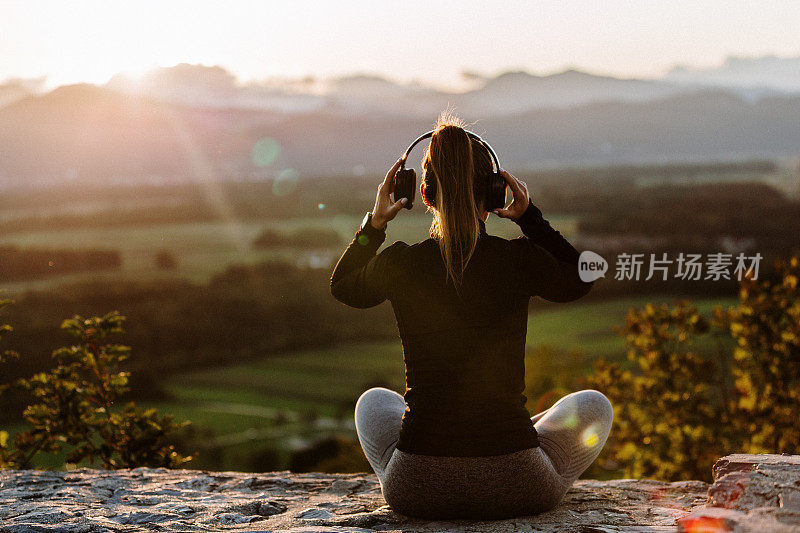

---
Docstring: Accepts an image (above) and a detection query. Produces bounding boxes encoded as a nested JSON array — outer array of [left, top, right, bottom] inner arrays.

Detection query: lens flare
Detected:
[[317, 203, 326, 210], [162, 104, 249, 254], [252, 138, 281, 167], [581, 424, 600, 448], [679, 516, 730, 532], [273, 168, 299, 196], [563, 412, 579, 429]]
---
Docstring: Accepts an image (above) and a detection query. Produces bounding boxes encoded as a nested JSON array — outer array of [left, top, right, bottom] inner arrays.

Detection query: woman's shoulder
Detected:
[[384, 234, 521, 257], [378, 240, 412, 257], [389, 238, 435, 251], [394, 235, 520, 252], [377, 238, 436, 264]]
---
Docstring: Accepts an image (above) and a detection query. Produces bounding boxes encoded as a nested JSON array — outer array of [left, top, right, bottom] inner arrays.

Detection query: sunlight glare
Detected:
[[273, 168, 299, 196], [679, 516, 730, 532], [161, 105, 249, 255], [563, 412, 579, 429], [581, 424, 600, 448], [252, 138, 281, 167]]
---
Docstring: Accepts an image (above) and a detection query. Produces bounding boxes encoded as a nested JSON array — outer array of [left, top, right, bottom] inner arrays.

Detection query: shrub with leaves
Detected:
[[0, 308, 193, 469], [586, 256, 800, 482], [723, 256, 800, 453]]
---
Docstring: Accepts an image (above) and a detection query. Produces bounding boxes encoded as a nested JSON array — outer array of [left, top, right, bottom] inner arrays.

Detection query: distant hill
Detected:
[[5, 56, 800, 117], [1, 83, 799, 189], [666, 56, 800, 95], [0, 79, 41, 109], [456, 70, 687, 115], [0, 84, 259, 188], [102, 64, 692, 119]]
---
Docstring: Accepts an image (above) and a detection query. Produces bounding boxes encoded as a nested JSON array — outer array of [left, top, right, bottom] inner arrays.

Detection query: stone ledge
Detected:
[[0, 454, 797, 532], [678, 454, 800, 533]]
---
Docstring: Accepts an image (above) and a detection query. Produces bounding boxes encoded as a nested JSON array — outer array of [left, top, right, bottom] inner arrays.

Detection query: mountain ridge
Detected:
[[1, 83, 799, 188]]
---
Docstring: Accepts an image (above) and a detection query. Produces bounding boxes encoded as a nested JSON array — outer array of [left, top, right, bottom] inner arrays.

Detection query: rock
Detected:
[[296, 507, 334, 520], [325, 479, 367, 496], [678, 454, 800, 532], [0, 455, 797, 532]]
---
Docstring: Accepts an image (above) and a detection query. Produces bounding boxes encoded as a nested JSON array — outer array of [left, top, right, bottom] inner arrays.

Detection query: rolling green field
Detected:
[[142, 294, 735, 470], [0, 213, 577, 292]]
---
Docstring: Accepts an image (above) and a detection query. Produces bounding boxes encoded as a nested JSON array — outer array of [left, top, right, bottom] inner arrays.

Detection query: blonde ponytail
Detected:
[[422, 111, 484, 294]]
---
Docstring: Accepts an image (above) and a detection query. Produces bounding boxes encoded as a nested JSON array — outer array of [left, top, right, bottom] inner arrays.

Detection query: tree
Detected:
[[154, 249, 178, 271], [0, 307, 193, 469], [585, 256, 800, 482], [723, 256, 800, 453]]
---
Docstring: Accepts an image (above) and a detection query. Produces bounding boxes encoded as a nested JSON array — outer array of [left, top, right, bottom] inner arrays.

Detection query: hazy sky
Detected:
[[2, 0, 799, 89]]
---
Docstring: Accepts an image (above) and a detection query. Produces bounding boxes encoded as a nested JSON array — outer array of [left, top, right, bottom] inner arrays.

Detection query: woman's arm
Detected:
[[512, 201, 593, 302], [494, 169, 593, 302], [513, 201, 581, 266], [330, 224, 407, 308], [329, 158, 409, 308]]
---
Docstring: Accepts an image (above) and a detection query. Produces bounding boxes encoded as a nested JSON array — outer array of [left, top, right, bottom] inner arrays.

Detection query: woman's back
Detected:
[[383, 221, 536, 457], [331, 205, 593, 457]]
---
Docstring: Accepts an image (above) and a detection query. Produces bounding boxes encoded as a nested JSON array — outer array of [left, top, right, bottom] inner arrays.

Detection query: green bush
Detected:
[[585, 256, 800, 481], [154, 249, 178, 271], [0, 305, 193, 470]]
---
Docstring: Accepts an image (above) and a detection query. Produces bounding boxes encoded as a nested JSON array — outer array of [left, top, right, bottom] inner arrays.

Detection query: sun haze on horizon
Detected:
[[1, 0, 800, 90]]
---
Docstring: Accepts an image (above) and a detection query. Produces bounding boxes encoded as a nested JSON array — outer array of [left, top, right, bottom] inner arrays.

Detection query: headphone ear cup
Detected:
[[393, 168, 416, 209], [485, 172, 508, 211], [421, 175, 437, 207]]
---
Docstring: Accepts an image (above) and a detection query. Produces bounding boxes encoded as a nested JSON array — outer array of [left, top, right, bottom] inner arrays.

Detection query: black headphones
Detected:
[[392, 130, 507, 211]]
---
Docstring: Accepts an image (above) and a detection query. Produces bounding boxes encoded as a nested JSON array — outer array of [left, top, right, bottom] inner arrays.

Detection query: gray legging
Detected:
[[354, 387, 614, 520]]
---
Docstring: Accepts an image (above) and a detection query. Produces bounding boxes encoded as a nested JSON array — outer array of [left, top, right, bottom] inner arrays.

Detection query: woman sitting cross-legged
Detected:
[[329, 112, 613, 520]]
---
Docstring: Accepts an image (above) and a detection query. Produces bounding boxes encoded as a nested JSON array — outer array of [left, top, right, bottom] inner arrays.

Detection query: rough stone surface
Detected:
[[678, 454, 800, 533], [0, 454, 797, 532]]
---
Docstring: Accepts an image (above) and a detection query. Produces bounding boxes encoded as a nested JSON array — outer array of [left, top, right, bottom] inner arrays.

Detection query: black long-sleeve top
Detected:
[[329, 201, 593, 456]]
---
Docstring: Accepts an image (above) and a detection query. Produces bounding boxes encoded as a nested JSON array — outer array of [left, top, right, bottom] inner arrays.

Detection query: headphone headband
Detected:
[[400, 129, 500, 172]]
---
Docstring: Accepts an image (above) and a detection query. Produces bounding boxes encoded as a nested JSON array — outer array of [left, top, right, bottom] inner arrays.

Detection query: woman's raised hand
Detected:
[[370, 158, 408, 230], [492, 169, 530, 221]]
